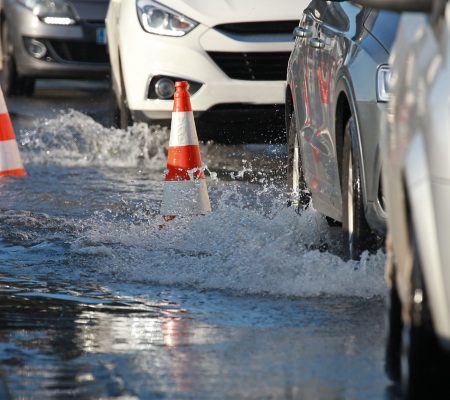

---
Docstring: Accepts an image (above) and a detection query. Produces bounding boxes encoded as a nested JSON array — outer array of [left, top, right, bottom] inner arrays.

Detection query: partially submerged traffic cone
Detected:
[[0, 88, 26, 177], [160, 81, 211, 223]]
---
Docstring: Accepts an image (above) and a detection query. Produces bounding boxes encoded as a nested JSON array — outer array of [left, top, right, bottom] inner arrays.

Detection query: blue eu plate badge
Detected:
[[96, 27, 106, 44]]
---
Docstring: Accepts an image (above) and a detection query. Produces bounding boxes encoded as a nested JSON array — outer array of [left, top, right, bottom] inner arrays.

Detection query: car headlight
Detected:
[[18, 0, 76, 25], [377, 65, 391, 102], [136, 0, 198, 37]]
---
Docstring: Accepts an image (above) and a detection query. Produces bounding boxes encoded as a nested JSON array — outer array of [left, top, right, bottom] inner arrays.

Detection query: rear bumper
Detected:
[[5, 1, 109, 79]]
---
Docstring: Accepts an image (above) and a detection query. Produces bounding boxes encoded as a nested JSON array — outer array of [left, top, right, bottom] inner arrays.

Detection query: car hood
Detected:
[[159, 0, 305, 27]]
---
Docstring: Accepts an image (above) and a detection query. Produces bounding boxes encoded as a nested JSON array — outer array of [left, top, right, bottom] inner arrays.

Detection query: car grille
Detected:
[[207, 52, 290, 81], [215, 21, 298, 35], [48, 40, 108, 64]]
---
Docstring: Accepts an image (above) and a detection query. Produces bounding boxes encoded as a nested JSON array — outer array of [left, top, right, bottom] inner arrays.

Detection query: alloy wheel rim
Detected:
[[347, 148, 354, 255], [292, 134, 300, 202]]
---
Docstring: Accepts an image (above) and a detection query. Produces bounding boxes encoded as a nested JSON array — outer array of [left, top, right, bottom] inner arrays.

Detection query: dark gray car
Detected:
[[286, 0, 399, 259], [0, 0, 110, 95]]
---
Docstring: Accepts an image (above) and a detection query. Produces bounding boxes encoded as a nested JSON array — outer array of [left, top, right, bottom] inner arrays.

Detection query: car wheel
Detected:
[[111, 55, 133, 129], [287, 109, 310, 210], [0, 21, 35, 96], [341, 117, 375, 260], [17, 77, 35, 96], [385, 282, 402, 385], [401, 224, 450, 399], [112, 90, 132, 130]]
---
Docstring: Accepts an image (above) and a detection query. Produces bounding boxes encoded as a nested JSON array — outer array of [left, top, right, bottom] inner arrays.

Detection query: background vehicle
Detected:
[[0, 0, 110, 96], [106, 0, 308, 142], [353, 0, 450, 398], [286, 0, 400, 259]]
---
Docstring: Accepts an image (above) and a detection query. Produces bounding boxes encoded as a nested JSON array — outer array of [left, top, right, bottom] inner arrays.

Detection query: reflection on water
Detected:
[[0, 274, 388, 399]]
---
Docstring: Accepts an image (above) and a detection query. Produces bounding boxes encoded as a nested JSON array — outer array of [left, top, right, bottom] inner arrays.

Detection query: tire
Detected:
[[111, 54, 132, 129], [385, 283, 402, 385], [18, 77, 35, 96], [112, 90, 132, 130], [0, 21, 35, 96], [401, 224, 450, 399], [325, 216, 341, 227], [341, 117, 376, 260], [286, 108, 310, 210]]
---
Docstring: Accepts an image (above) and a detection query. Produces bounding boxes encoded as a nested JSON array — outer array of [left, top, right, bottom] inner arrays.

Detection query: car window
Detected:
[[364, 10, 401, 52], [322, 2, 366, 32]]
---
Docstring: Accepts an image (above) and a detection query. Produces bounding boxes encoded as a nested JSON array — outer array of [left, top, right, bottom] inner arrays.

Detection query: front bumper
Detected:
[[117, 1, 294, 120], [6, 2, 109, 79]]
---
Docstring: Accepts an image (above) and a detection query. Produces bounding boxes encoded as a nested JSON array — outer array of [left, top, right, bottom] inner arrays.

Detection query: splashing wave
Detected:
[[19, 110, 170, 168]]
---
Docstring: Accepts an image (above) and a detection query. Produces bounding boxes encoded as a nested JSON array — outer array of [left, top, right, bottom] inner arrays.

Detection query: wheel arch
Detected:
[[105, 1, 123, 105], [335, 76, 367, 204], [285, 84, 294, 141], [335, 90, 352, 190]]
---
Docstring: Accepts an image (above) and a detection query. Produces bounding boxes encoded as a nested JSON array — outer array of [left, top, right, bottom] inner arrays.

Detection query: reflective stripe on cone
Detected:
[[0, 140, 27, 176]]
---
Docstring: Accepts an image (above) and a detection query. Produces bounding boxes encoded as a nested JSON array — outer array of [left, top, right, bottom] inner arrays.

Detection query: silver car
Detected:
[[0, 0, 110, 95], [354, 0, 450, 398], [286, 0, 399, 259]]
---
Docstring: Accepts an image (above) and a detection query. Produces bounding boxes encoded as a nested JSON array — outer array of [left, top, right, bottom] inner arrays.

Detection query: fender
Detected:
[[334, 73, 367, 206], [105, 0, 123, 104]]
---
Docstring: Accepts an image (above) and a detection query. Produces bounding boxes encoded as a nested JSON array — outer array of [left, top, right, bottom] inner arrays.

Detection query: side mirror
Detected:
[[349, 0, 432, 12]]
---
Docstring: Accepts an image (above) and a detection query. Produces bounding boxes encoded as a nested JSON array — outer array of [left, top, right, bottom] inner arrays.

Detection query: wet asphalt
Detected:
[[0, 80, 396, 400]]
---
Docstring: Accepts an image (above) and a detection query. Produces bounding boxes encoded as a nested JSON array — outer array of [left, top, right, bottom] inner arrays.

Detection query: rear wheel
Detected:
[[385, 282, 402, 385], [0, 21, 35, 96], [401, 223, 450, 399], [341, 117, 376, 260], [287, 109, 310, 210]]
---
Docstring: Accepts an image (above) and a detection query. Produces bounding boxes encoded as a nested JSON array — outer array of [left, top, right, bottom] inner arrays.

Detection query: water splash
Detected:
[[71, 195, 386, 299], [7, 110, 387, 299], [19, 110, 170, 168]]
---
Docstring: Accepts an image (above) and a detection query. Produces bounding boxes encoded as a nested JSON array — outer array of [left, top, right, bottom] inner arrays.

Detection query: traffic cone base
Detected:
[[161, 180, 211, 216], [0, 88, 26, 177]]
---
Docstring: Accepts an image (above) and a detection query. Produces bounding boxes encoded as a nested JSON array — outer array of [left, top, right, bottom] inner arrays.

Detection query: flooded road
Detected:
[[1, 81, 390, 399]]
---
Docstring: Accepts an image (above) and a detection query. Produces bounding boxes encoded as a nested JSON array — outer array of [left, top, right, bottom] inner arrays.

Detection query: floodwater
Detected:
[[0, 81, 391, 399]]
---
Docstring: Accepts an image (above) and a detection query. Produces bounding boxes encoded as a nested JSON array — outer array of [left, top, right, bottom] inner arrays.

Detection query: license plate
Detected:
[[96, 27, 106, 44]]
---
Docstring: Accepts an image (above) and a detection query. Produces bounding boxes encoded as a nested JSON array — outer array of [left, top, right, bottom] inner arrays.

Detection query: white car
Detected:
[[105, 0, 307, 140], [354, 0, 450, 398]]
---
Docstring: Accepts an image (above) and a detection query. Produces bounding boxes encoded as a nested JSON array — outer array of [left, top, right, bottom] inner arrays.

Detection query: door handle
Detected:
[[309, 37, 325, 49], [293, 26, 312, 39]]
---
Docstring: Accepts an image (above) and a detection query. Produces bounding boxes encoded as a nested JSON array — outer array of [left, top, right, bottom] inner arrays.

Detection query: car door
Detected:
[[292, 0, 334, 216], [314, 2, 369, 217]]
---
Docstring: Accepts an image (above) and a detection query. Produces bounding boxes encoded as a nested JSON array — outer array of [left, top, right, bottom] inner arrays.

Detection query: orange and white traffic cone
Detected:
[[0, 88, 26, 177], [160, 81, 211, 223]]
